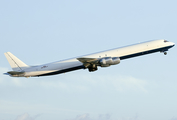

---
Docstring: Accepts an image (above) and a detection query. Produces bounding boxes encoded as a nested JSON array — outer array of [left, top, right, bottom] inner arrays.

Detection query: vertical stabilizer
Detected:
[[4, 52, 29, 71]]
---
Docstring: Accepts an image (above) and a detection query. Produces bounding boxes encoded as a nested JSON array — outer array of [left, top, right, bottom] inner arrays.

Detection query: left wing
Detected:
[[77, 58, 100, 68]]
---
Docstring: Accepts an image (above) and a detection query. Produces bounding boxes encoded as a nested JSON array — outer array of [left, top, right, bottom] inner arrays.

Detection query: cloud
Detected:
[[66, 113, 111, 120], [98, 114, 111, 120], [75, 113, 91, 120], [39, 73, 148, 93], [0, 67, 23, 87], [110, 75, 148, 93], [66, 113, 139, 120], [15, 113, 41, 120], [0, 66, 148, 93], [74, 74, 148, 93], [120, 114, 138, 120], [66, 113, 91, 120], [171, 117, 177, 120]]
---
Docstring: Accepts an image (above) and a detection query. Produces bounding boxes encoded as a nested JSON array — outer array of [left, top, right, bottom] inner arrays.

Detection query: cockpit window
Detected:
[[164, 40, 169, 42]]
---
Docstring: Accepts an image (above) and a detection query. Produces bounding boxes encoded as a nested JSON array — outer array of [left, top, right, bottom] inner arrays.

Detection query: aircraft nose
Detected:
[[170, 42, 175, 47], [172, 42, 175, 46]]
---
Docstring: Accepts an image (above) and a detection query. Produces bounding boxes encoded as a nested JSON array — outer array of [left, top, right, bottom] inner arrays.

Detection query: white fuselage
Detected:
[[19, 39, 175, 77]]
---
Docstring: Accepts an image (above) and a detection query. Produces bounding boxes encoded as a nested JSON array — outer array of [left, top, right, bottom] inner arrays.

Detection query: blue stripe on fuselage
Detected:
[[37, 45, 174, 76]]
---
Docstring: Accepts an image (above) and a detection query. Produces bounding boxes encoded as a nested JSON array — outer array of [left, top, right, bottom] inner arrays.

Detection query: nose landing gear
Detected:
[[160, 50, 168, 55], [164, 51, 167, 55]]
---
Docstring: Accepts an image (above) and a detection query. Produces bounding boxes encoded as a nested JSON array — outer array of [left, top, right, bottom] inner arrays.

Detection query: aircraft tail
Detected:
[[4, 52, 29, 71]]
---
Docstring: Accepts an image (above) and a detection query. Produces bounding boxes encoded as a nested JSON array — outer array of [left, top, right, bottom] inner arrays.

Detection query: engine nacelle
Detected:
[[100, 57, 120, 67]]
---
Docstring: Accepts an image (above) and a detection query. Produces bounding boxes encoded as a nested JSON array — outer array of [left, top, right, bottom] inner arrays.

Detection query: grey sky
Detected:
[[0, 0, 177, 120]]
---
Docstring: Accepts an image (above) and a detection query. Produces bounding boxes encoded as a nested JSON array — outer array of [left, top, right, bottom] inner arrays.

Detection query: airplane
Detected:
[[4, 39, 175, 78]]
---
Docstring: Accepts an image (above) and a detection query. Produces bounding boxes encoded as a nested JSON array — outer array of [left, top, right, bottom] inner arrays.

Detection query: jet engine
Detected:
[[99, 57, 120, 67]]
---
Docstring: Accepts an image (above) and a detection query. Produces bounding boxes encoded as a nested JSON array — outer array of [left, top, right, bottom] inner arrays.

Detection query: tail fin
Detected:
[[4, 52, 29, 71]]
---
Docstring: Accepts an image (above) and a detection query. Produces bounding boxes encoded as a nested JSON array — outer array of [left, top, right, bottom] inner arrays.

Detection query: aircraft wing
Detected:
[[77, 58, 100, 68]]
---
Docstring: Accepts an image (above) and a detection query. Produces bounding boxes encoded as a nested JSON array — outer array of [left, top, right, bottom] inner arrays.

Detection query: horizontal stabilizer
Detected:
[[6, 71, 25, 77]]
